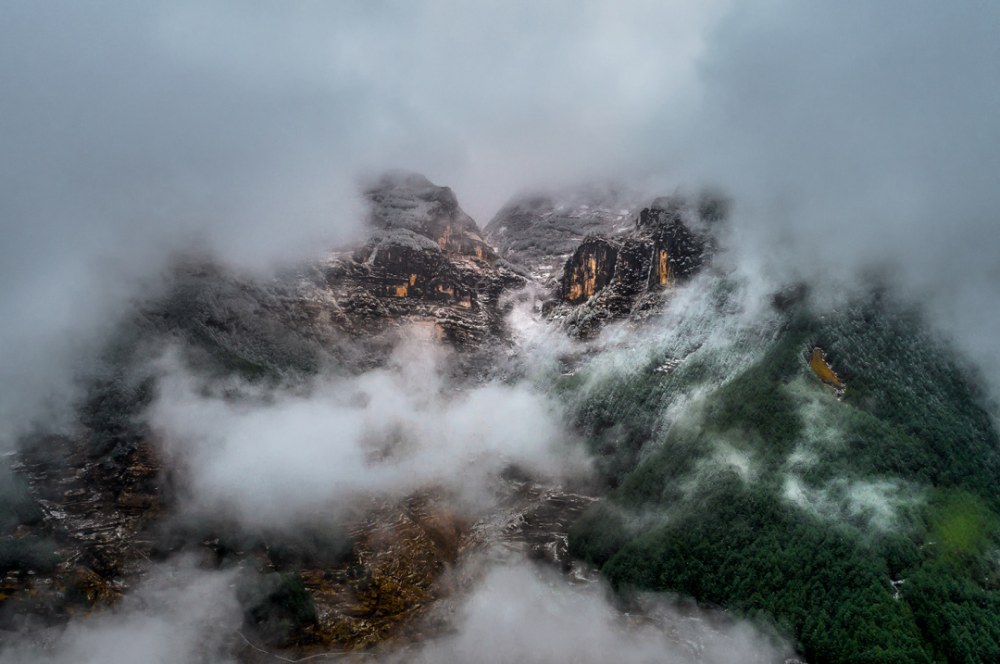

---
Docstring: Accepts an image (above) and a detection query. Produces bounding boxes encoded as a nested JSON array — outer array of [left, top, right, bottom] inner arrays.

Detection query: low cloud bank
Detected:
[[4, 1, 1000, 439], [403, 562, 790, 664], [0, 559, 789, 664], [150, 333, 590, 525], [0, 561, 240, 664]]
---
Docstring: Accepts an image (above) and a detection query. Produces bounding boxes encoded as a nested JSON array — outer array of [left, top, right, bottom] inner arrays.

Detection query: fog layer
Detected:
[[0, 559, 788, 664], [150, 334, 588, 525], [0, 561, 241, 664], [2, 2, 999, 446], [404, 563, 790, 664]]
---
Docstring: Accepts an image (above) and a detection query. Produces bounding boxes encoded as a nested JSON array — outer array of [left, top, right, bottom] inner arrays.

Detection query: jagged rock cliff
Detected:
[[482, 187, 640, 287], [560, 236, 620, 304], [482, 187, 727, 337], [547, 195, 721, 336], [366, 172, 497, 261], [320, 173, 525, 346]]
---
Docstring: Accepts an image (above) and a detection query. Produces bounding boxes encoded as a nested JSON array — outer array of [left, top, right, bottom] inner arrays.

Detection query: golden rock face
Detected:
[[563, 240, 619, 304], [437, 224, 453, 252], [567, 256, 599, 302], [809, 348, 843, 390], [654, 248, 675, 287], [434, 224, 493, 263], [387, 275, 421, 298], [555, 202, 711, 338]]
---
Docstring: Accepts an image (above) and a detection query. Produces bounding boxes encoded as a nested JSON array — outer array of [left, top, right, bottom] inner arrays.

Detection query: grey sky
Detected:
[[2, 0, 1000, 437]]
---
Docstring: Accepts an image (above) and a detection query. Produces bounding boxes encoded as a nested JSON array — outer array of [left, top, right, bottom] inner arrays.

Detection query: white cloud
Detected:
[[403, 562, 790, 664], [0, 560, 241, 664], [150, 334, 590, 525]]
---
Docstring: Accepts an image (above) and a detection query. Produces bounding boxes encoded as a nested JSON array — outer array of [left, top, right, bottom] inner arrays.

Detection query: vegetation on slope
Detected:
[[566, 285, 1000, 664]]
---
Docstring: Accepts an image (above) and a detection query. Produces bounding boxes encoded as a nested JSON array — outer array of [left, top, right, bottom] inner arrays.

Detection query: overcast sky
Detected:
[[2, 0, 1000, 436]]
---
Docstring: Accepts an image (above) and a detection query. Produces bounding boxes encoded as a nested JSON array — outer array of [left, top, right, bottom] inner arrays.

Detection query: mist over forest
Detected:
[[2, 2, 1000, 663]]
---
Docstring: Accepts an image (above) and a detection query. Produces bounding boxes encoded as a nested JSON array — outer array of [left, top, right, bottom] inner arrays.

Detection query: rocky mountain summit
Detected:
[[119, 173, 528, 387], [483, 187, 726, 337], [483, 186, 640, 287], [320, 172, 526, 347], [8, 171, 1000, 664], [366, 172, 496, 260], [142, 178, 720, 359]]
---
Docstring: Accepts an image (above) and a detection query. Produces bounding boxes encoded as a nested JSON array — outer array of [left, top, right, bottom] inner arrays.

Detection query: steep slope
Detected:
[[562, 283, 1000, 664], [0, 173, 543, 657], [322, 172, 526, 346], [547, 195, 718, 337], [483, 186, 641, 286]]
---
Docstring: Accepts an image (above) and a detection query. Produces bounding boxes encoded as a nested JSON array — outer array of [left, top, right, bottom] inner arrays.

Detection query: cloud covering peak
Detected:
[[3, 0, 1000, 435]]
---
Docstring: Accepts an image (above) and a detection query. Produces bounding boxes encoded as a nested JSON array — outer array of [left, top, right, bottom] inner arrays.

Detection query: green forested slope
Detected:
[[566, 286, 1000, 663]]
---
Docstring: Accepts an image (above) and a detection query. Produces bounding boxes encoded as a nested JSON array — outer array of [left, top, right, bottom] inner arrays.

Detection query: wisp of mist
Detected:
[[150, 332, 590, 526]]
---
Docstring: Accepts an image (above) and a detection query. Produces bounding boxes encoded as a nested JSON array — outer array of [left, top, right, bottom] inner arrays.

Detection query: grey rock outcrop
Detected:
[[547, 194, 723, 336], [318, 172, 525, 346], [483, 186, 640, 287]]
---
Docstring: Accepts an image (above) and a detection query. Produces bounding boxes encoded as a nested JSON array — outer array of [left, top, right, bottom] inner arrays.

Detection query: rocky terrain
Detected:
[[11, 172, 987, 664], [546, 196, 717, 337], [322, 172, 527, 347], [483, 187, 728, 338], [0, 173, 722, 661], [483, 186, 642, 287]]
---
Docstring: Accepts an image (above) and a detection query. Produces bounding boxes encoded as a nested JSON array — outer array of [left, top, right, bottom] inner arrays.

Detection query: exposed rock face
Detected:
[[809, 347, 844, 393], [315, 173, 524, 347], [483, 186, 727, 337], [366, 172, 497, 262], [548, 196, 718, 336], [560, 236, 619, 304], [482, 187, 640, 287]]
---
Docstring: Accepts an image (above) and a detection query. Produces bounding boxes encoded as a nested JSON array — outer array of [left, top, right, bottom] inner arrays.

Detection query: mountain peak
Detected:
[[364, 172, 493, 261]]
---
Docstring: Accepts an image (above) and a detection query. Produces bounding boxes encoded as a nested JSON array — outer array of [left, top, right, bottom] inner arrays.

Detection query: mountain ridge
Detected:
[[2, 173, 999, 664]]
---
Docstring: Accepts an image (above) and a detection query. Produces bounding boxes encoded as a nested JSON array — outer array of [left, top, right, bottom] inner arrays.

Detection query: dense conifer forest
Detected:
[[566, 284, 1000, 663]]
